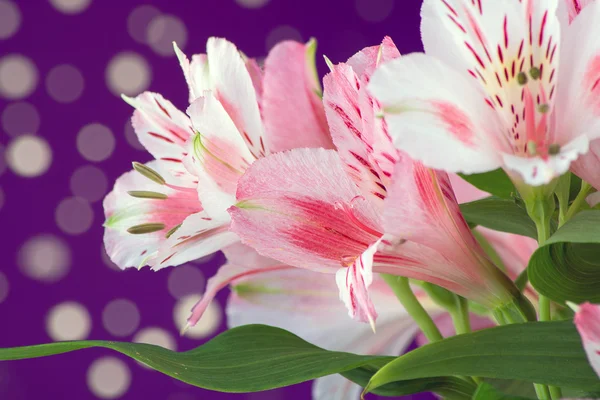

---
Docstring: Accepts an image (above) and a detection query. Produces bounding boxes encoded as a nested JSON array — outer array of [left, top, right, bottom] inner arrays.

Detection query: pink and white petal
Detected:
[[227, 268, 422, 354], [323, 63, 389, 205], [230, 148, 382, 272], [150, 213, 238, 270], [383, 159, 478, 256], [369, 53, 504, 174], [574, 302, 600, 377], [335, 239, 379, 326], [421, 0, 561, 140], [125, 92, 194, 162], [174, 43, 211, 103], [245, 58, 264, 106], [562, 0, 596, 23], [206, 37, 266, 157], [312, 375, 362, 400], [346, 36, 400, 80], [103, 160, 202, 269], [186, 94, 256, 194], [557, 1, 600, 146], [185, 252, 292, 328], [572, 138, 600, 191], [262, 40, 333, 152], [502, 134, 589, 185]]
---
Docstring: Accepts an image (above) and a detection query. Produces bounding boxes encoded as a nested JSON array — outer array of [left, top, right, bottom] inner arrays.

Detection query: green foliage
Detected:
[[529, 210, 600, 303], [364, 321, 600, 395], [460, 197, 537, 239]]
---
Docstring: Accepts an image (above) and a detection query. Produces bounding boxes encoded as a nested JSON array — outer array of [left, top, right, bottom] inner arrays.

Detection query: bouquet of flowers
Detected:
[[2, 1, 600, 399]]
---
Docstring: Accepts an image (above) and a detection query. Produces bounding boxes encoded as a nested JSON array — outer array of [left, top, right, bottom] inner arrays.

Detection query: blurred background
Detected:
[[0, 0, 430, 398]]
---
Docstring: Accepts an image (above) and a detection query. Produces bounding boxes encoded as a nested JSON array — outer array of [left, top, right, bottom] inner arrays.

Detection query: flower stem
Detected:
[[449, 295, 471, 335], [564, 181, 592, 223], [381, 274, 443, 343]]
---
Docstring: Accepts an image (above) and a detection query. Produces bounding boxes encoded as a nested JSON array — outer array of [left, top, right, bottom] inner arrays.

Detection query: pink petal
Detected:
[[574, 302, 600, 377], [150, 213, 238, 270], [346, 36, 400, 79], [206, 37, 266, 158], [572, 138, 600, 191], [262, 40, 332, 152], [448, 173, 489, 203], [103, 160, 202, 269], [127, 92, 194, 162], [335, 239, 378, 326], [186, 94, 255, 195], [229, 148, 381, 273], [174, 43, 211, 103], [563, 0, 595, 23], [186, 245, 291, 327]]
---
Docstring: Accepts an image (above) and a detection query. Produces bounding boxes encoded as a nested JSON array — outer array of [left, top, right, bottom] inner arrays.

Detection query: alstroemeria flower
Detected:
[[370, 0, 600, 186], [158, 37, 333, 266], [103, 36, 331, 271], [226, 263, 442, 400], [574, 302, 600, 377], [229, 40, 519, 326]]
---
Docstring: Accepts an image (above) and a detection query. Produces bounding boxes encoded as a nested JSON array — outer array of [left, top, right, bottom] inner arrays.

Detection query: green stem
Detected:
[[539, 295, 551, 322], [534, 384, 551, 400], [564, 181, 592, 223], [381, 274, 443, 343], [449, 296, 471, 335], [548, 386, 563, 400]]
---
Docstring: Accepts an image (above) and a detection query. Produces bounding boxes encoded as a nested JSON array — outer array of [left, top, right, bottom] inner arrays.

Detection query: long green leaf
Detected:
[[458, 169, 516, 199], [528, 210, 600, 303], [0, 324, 475, 398], [459, 197, 537, 239], [364, 321, 600, 395]]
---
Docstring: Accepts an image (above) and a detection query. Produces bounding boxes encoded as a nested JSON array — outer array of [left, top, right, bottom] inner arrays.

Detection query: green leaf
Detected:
[[364, 321, 600, 395], [459, 197, 537, 239], [473, 382, 533, 400], [458, 169, 516, 199], [528, 210, 600, 303], [0, 324, 475, 398]]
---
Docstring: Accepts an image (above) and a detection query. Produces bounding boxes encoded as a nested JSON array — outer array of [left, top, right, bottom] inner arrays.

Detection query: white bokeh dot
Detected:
[[6, 135, 52, 177], [49, 0, 91, 14], [106, 52, 151, 96], [147, 14, 188, 57], [70, 165, 108, 202], [87, 357, 131, 399], [0, 271, 8, 304], [19, 235, 71, 282], [102, 299, 141, 337], [355, 0, 394, 22], [167, 265, 205, 299], [46, 302, 92, 340], [235, 0, 271, 9], [134, 327, 176, 351], [127, 5, 161, 44], [124, 119, 144, 150], [55, 196, 94, 235], [77, 123, 115, 162], [2, 102, 40, 136], [174, 295, 222, 339], [0, 1, 21, 40], [46, 64, 85, 103], [0, 54, 38, 99], [265, 25, 303, 52]]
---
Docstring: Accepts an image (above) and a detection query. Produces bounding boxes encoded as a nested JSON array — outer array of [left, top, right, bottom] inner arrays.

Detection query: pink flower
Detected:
[[103, 37, 331, 270], [369, 0, 600, 186], [224, 249, 442, 400], [563, 0, 595, 23], [574, 302, 600, 377]]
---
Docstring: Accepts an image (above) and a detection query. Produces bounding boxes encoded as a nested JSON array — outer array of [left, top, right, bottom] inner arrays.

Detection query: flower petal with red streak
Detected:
[[262, 40, 332, 152], [103, 160, 202, 269], [229, 148, 381, 273], [336, 239, 379, 326], [206, 37, 266, 157], [126, 92, 194, 163]]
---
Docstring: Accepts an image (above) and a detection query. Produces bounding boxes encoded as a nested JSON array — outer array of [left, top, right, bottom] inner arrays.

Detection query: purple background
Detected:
[[0, 0, 433, 399]]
